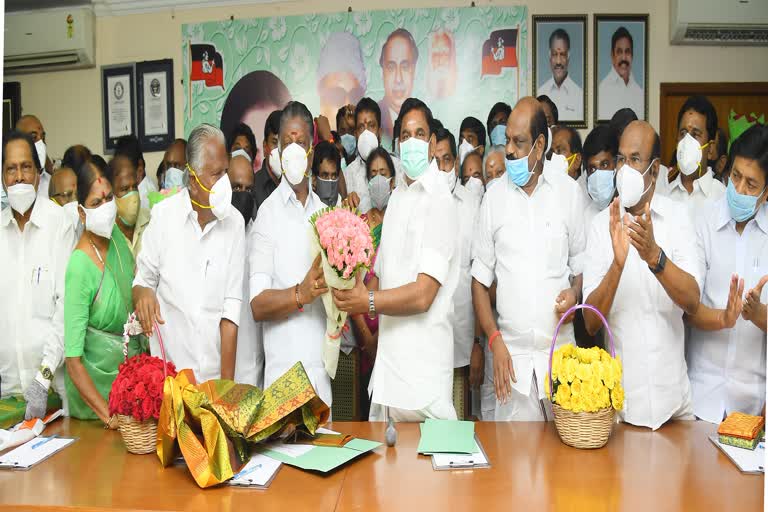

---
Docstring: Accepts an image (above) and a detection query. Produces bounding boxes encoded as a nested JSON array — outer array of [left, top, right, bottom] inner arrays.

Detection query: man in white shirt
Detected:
[[1, 131, 75, 419], [536, 28, 583, 121], [472, 97, 586, 421], [333, 97, 459, 421], [597, 27, 644, 121], [343, 98, 404, 214], [686, 124, 768, 423], [133, 124, 244, 383], [583, 121, 701, 430], [16, 115, 53, 199], [656, 96, 725, 218], [582, 125, 619, 237], [228, 153, 263, 388], [435, 127, 481, 419], [248, 102, 332, 405]]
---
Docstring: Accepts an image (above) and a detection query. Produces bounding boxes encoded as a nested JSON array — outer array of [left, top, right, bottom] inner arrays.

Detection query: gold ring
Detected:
[[314, 280, 318, 289]]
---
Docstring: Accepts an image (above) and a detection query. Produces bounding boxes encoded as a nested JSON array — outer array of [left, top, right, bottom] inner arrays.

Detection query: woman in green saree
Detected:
[[64, 157, 146, 426]]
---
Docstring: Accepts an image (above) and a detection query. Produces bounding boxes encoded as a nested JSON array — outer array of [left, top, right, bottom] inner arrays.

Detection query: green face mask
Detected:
[[399, 137, 430, 180]]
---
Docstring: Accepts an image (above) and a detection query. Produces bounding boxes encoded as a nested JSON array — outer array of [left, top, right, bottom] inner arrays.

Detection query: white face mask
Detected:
[[357, 130, 379, 162], [230, 148, 252, 162], [465, 176, 485, 199], [34, 140, 47, 171], [81, 199, 116, 239], [7, 183, 37, 214], [368, 174, 392, 210], [676, 133, 706, 176], [548, 153, 569, 174], [458, 140, 477, 167], [208, 174, 233, 220], [268, 147, 282, 180], [616, 160, 654, 209], [440, 170, 458, 193], [486, 176, 502, 191], [62, 201, 81, 230], [280, 143, 310, 186]]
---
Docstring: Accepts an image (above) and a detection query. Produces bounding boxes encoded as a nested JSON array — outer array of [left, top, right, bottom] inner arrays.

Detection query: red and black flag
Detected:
[[189, 43, 224, 88], [481, 29, 518, 76]]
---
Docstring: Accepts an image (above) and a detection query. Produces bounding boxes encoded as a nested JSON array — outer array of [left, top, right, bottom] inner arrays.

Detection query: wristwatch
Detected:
[[40, 366, 53, 382], [474, 336, 483, 346], [650, 248, 667, 274], [368, 291, 376, 320]]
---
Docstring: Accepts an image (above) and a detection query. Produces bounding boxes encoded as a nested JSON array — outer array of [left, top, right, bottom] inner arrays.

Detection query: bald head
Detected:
[[50, 167, 77, 205], [619, 121, 660, 170], [506, 96, 549, 168], [16, 115, 45, 143], [228, 155, 254, 193]]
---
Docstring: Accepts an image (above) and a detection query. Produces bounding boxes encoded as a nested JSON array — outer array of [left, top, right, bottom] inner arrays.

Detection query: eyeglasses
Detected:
[[616, 155, 654, 169], [51, 191, 77, 204]]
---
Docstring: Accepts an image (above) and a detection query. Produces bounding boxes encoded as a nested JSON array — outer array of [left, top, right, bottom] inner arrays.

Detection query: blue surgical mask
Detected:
[[727, 179, 765, 222], [399, 137, 430, 180], [164, 167, 185, 189], [587, 170, 616, 210], [490, 124, 507, 146], [341, 133, 356, 159], [505, 144, 536, 187]]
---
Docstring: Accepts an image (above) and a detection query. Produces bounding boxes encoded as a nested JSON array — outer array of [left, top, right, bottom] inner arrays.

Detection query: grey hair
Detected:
[[278, 101, 314, 147], [483, 145, 507, 179], [186, 123, 226, 175]]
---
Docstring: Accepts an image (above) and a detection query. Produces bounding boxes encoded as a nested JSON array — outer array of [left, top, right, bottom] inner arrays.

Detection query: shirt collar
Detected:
[[277, 175, 319, 209], [608, 66, 635, 87], [716, 197, 768, 233], [547, 75, 574, 94], [407, 159, 441, 195], [649, 193, 668, 218], [1, 197, 47, 229], [670, 167, 716, 196]]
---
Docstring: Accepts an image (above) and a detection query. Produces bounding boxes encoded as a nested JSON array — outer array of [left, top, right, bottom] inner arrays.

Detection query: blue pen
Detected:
[[233, 463, 262, 479], [31, 435, 58, 449]]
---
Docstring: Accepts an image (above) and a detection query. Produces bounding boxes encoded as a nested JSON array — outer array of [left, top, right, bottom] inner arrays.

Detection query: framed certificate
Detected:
[[137, 59, 175, 152], [101, 63, 136, 153]]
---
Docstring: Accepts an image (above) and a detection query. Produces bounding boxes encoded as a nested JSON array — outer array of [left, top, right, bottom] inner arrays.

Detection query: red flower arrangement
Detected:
[[108, 354, 177, 422]]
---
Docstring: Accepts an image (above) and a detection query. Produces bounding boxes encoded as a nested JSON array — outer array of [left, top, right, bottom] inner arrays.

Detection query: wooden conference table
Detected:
[[0, 419, 762, 512]]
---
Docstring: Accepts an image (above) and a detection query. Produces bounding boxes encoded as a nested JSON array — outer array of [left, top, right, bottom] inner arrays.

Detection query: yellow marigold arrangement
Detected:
[[545, 344, 624, 413]]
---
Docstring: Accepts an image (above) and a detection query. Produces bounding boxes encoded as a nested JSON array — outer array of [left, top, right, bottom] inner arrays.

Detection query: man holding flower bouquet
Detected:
[[334, 98, 460, 422], [248, 102, 333, 407]]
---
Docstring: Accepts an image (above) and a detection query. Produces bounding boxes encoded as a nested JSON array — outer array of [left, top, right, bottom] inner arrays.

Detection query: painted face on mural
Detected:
[[427, 31, 456, 99], [381, 33, 417, 113]]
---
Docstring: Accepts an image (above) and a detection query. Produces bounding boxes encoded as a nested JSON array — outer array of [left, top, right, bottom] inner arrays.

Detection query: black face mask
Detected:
[[231, 191, 254, 227]]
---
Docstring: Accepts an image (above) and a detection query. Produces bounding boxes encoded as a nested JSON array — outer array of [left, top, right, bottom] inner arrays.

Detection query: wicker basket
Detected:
[[114, 316, 167, 455], [548, 304, 618, 449], [117, 414, 158, 454]]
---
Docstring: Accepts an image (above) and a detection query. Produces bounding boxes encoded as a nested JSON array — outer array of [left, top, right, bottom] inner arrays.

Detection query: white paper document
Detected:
[[229, 453, 282, 488], [709, 435, 765, 474], [0, 436, 76, 470], [431, 436, 491, 471], [263, 441, 314, 458]]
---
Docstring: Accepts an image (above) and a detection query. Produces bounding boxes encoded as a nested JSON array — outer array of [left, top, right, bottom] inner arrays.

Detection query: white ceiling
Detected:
[[6, 0, 279, 16]]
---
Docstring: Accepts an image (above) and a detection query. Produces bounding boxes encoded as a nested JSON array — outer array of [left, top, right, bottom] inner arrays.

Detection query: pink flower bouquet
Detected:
[[310, 207, 374, 378]]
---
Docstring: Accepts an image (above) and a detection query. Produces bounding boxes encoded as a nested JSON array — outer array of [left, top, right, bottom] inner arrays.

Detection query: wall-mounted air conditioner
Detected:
[[671, 0, 768, 46], [5, 7, 95, 74]]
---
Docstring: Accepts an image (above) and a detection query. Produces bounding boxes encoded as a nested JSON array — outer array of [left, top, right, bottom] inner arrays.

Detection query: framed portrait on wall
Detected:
[[101, 63, 136, 153], [594, 14, 649, 124], [533, 15, 587, 128], [137, 59, 175, 152]]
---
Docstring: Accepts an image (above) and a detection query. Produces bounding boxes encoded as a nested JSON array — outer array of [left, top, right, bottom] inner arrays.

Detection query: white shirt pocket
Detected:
[[541, 222, 568, 278], [30, 266, 54, 319]]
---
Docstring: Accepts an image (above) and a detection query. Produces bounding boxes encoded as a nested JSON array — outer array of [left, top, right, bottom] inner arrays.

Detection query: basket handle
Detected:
[[122, 313, 169, 378], [547, 304, 615, 395]]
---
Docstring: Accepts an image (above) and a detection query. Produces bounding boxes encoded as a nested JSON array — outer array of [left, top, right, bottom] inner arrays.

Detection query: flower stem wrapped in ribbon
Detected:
[[309, 206, 374, 378]]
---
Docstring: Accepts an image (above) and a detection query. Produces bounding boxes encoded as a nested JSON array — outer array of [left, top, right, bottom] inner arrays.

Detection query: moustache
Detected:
[[553, 64, 565, 70], [619, 60, 630, 67]]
